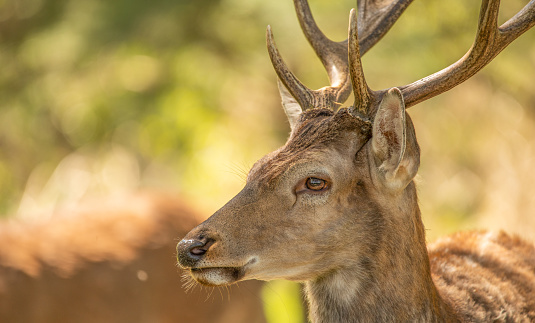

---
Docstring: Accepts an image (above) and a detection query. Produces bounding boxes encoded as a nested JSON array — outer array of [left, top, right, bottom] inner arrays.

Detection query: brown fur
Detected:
[[0, 192, 266, 323], [430, 231, 535, 322], [177, 108, 535, 322], [250, 108, 371, 185]]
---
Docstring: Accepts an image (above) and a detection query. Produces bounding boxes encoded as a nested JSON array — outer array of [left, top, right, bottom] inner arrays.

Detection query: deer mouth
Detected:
[[189, 266, 245, 286], [187, 257, 257, 286]]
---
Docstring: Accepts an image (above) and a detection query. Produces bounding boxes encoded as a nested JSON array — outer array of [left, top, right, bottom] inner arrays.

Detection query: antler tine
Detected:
[[399, 0, 535, 109], [348, 1, 414, 117], [348, 9, 375, 116], [267, 26, 320, 110]]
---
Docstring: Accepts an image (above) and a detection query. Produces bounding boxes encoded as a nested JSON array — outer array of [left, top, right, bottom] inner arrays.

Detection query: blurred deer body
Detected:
[[0, 193, 266, 323], [177, 0, 535, 322]]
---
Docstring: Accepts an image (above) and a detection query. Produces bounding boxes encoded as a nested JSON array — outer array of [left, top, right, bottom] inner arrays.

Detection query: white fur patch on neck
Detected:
[[322, 270, 364, 305]]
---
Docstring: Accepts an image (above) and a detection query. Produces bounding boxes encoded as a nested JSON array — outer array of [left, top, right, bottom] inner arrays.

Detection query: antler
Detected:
[[349, 8, 374, 116], [349, 0, 535, 116], [267, 0, 414, 111], [398, 0, 535, 108]]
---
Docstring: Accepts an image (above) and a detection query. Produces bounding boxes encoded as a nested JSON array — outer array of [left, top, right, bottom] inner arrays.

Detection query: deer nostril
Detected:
[[177, 237, 215, 268], [190, 246, 207, 256]]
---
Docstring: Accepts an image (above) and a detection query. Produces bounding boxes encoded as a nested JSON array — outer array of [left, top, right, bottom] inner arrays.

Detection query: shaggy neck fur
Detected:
[[304, 183, 457, 323]]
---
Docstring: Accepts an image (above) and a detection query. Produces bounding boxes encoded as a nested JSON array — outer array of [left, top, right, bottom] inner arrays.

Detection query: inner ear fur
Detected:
[[371, 87, 420, 191], [278, 80, 303, 131]]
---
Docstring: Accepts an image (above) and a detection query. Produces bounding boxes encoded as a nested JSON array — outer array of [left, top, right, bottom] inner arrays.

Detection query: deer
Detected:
[[0, 192, 266, 323], [177, 0, 535, 322]]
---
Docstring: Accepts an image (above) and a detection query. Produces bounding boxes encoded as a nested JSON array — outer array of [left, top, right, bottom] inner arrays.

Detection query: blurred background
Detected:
[[0, 0, 534, 322]]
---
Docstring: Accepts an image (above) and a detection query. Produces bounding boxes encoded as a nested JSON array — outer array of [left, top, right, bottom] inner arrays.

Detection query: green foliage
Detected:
[[0, 0, 281, 215], [262, 280, 305, 323]]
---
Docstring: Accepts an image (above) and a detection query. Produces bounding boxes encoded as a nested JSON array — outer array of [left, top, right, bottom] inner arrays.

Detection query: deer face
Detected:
[[177, 89, 420, 287]]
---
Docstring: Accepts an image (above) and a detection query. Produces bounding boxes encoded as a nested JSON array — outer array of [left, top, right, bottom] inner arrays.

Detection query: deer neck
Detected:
[[304, 182, 455, 323]]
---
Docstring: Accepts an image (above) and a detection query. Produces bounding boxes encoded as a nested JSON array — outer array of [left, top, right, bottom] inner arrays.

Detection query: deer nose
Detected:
[[176, 237, 213, 268]]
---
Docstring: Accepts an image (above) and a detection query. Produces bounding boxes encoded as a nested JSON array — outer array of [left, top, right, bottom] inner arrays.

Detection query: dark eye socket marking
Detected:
[[296, 177, 331, 195]]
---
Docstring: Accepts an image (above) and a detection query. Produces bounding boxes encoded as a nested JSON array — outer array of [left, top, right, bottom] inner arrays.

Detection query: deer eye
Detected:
[[306, 177, 327, 191], [295, 176, 331, 195]]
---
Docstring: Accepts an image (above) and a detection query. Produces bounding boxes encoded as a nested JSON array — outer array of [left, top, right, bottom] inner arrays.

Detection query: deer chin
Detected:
[[188, 257, 258, 286], [189, 267, 245, 286]]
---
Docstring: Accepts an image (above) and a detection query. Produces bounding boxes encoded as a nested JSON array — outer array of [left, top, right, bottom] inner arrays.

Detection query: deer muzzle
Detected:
[[176, 227, 257, 286]]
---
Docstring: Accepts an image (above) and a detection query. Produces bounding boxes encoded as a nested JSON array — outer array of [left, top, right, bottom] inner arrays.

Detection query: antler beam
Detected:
[[399, 0, 535, 108]]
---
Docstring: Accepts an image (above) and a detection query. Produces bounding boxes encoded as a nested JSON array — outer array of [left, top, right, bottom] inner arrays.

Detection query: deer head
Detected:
[[177, 0, 534, 320]]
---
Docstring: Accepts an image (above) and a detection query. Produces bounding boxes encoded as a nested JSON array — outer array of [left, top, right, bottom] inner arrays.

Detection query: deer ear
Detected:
[[277, 80, 303, 130], [371, 87, 419, 190]]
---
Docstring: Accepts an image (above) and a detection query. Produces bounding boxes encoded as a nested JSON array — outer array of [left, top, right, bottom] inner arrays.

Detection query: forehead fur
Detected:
[[248, 108, 371, 185]]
